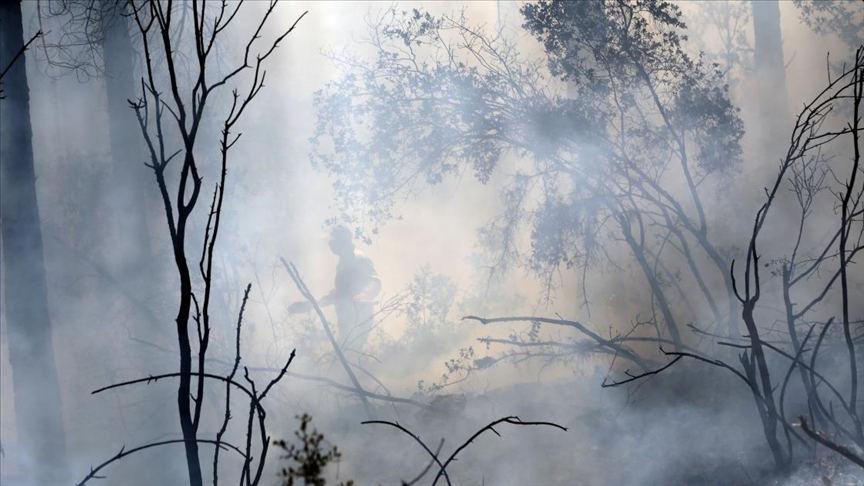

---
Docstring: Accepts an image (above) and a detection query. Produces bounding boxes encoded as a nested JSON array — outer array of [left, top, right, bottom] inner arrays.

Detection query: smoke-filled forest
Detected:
[[0, 1, 863, 485]]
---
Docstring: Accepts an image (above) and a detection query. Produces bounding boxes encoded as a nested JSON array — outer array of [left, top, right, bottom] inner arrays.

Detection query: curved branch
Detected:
[[361, 420, 452, 486], [431, 416, 567, 486], [92, 371, 255, 403], [76, 439, 247, 486]]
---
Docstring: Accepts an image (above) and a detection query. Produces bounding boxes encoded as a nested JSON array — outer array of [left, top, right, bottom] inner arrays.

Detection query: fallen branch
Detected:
[[283, 369, 429, 409], [281, 258, 374, 419], [799, 416, 864, 469], [463, 315, 650, 371]]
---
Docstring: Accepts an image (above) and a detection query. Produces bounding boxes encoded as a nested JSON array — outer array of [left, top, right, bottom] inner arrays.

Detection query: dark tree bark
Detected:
[[0, 1, 70, 483], [99, 0, 153, 278]]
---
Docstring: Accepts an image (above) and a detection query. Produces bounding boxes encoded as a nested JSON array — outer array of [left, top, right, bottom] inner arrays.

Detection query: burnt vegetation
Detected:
[[0, 0, 863, 485], [311, 0, 864, 483]]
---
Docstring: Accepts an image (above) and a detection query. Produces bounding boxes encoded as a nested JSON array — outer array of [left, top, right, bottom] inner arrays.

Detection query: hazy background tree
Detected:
[[312, 0, 744, 353], [310, 0, 862, 479], [98, 0, 154, 279], [34, 0, 164, 285], [0, 1, 70, 483], [751, 0, 791, 166], [794, 0, 864, 52]]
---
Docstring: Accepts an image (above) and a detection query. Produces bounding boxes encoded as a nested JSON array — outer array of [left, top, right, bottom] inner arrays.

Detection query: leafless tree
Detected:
[[605, 47, 864, 472], [75, 1, 307, 485]]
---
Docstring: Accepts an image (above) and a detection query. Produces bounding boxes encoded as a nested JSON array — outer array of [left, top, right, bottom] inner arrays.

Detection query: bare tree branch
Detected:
[[281, 258, 374, 419], [799, 416, 864, 469]]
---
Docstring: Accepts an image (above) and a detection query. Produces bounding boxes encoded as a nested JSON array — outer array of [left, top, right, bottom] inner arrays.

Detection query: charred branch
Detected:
[[76, 439, 248, 486], [800, 417, 864, 469], [463, 315, 651, 371], [282, 258, 374, 419]]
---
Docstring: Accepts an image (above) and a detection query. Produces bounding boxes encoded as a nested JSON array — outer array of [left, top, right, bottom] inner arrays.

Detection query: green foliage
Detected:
[[793, 0, 864, 50], [312, 0, 744, 295], [521, 0, 743, 175], [274, 414, 353, 486], [312, 7, 517, 237]]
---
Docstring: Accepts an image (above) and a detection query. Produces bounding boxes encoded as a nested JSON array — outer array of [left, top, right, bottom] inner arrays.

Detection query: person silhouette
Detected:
[[289, 226, 381, 351]]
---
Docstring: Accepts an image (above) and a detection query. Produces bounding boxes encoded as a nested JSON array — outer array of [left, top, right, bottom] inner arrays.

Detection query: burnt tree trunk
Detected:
[[0, 1, 70, 483]]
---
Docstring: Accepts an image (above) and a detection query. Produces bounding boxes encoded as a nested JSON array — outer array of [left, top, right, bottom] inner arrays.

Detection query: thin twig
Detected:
[[0, 31, 41, 82], [213, 283, 251, 486], [602, 355, 683, 387]]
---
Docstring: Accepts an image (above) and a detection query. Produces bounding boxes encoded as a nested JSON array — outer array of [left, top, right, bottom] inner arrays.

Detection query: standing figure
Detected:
[[289, 226, 381, 351]]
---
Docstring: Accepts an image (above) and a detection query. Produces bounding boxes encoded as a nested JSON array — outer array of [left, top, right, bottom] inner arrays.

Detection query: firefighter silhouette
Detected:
[[289, 226, 381, 350]]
